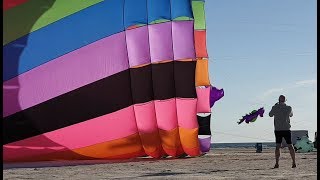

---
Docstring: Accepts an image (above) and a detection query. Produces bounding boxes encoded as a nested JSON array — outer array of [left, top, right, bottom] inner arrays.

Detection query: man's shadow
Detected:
[[3, 0, 89, 163], [3, 0, 55, 116]]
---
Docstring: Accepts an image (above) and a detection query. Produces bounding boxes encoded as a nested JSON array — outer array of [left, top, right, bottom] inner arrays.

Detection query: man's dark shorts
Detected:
[[274, 130, 292, 144]]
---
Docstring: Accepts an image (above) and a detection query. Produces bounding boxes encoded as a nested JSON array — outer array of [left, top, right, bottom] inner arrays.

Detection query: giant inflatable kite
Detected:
[[3, 0, 220, 162]]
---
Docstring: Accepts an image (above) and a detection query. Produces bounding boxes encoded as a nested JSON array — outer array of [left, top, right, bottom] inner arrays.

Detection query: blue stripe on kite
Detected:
[[3, 0, 125, 82], [124, 0, 148, 28], [147, 0, 171, 23], [124, 0, 194, 28], [171, 0, 194, 19]]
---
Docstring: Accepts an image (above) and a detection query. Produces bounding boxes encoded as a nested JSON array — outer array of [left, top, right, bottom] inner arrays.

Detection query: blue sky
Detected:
[[205, 0, 317, 143]]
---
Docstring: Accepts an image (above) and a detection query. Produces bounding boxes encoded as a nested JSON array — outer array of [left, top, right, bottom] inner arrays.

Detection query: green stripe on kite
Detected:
[[173, 16, 193, 21], [3, 0, 103, 45], [192, 1, 206, 30], [149, 19, 171, 25]]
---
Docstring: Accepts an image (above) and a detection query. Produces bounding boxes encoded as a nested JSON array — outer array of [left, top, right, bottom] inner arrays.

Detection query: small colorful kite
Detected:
[[238, 107, 265, 124]]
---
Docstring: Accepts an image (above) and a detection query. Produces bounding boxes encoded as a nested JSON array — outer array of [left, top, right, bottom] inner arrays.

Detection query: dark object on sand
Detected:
[[255, 143, 262, 153]]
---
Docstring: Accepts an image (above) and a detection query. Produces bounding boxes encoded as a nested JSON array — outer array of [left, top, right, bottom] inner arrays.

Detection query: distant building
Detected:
[[281, 130, 309, 147]]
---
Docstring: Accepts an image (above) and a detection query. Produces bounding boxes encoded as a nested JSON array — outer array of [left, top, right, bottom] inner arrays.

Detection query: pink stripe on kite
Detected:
[[3, 106, 138, 160], [3, 0, 29, 11], [176, 98, 198, 129], [134, 101, 158, 134], [3, 145, 67, 162], [196, 87, 211, 113], [154, 98, 178, 131], [3, 32, 129, 117]]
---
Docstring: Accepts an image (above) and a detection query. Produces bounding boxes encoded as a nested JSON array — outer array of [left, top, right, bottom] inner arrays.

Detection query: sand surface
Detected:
[[3, 148, 317, 179]]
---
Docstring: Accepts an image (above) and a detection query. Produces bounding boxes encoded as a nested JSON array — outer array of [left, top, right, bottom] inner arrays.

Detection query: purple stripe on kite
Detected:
[[148, 22, 174, 63], [3, 21, 198, 117], [126, 26, 151, 67], [3, 106, 138, 161], [3, 32, 129, 117], [199, 136, 211, 152], [172, 21, 196, 60]]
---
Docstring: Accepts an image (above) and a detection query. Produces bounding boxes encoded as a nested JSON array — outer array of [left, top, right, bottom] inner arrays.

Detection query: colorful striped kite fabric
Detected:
[[3, 0, 216, 162]]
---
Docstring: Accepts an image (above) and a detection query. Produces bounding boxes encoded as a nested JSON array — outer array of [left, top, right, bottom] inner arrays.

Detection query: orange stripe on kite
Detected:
[[158, 128, 184, 157], [72, 133, 144, 159], [195, 59, 211, 86]]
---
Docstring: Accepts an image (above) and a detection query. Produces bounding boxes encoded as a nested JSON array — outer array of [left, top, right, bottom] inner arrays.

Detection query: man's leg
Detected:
[[274, 143, 281, 168], [284, 131, 296, 168], [287, 144, 296, 168], [274, 131, 282, 168]]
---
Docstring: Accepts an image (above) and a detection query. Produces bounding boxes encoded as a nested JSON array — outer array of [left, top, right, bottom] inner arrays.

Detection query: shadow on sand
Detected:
[[3, 155, 196, 170]]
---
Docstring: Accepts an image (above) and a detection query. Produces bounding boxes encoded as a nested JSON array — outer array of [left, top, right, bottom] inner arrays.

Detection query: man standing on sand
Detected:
[[269, 95, 296, 168]]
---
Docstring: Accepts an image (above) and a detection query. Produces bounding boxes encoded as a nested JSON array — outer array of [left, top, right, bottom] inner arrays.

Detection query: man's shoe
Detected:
[[292, 164, 296, 168], [273, 164, 279, 168]]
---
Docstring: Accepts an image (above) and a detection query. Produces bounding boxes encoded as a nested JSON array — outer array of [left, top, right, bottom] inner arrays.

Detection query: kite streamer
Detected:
[[3, 0, 220, 162], [209, 86, 224, 108]]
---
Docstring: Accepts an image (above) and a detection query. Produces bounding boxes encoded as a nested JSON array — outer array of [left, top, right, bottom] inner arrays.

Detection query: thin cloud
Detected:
[[262, 88, 284, 97], [294, 79, 317, 87], [255, 79, 316, 103]]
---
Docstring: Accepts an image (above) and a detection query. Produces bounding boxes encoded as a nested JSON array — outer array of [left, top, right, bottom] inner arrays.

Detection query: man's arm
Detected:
[[289, 106, 293, 117], [269, 106, 275, 117]]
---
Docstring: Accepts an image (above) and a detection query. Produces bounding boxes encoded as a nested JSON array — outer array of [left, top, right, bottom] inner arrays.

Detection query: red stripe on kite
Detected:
[[3, 0, 29, 11]]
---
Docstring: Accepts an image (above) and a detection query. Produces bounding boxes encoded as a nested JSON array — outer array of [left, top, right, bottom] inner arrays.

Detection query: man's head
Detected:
[[278, 95, 286, 103]]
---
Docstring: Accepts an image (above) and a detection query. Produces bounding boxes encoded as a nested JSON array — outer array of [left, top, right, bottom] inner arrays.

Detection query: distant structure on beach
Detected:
[[281, 130, 309, 147]]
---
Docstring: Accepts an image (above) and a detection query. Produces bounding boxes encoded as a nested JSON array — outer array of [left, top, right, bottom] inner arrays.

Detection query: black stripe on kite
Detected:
[[3, 61, 196, 144], [151, 62, 175, 100], [174, 61, 197, 98], [197, 114, 211, 135]]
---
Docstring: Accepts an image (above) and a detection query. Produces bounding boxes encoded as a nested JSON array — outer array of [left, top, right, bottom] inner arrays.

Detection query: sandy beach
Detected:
[[3, 148, 317, 180]]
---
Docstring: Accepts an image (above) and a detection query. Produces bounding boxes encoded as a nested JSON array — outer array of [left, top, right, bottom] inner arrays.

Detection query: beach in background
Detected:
[[3, 143, 317, 180]]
